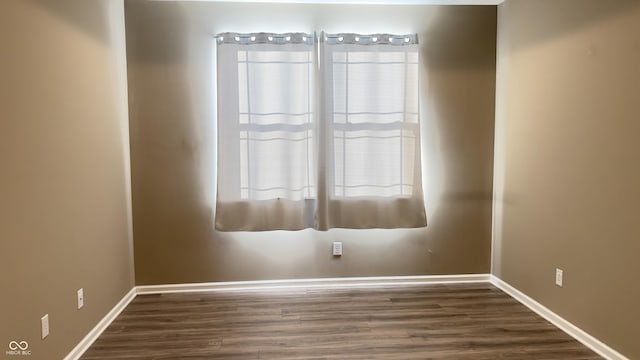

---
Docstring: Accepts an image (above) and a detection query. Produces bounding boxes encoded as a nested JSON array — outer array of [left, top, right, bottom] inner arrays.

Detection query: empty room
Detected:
[[1, 0, 638, 359]]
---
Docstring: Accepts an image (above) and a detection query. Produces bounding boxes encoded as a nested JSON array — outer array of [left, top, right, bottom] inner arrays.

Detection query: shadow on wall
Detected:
[[124, 1, 191, 64], [504, 0, 639, 52], [421, 6, 497, 206], [125, 1, 231, 284]]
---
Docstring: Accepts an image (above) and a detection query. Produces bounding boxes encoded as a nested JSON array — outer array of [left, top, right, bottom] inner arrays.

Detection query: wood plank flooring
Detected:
[[81, 283, 602, 359]]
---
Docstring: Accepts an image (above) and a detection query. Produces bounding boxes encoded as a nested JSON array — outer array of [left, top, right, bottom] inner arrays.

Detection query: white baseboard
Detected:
[[135, 274, 491, 295], [490, 275, 629, 360], [65, 275, 628, 360], [64, 287, 137, 360]]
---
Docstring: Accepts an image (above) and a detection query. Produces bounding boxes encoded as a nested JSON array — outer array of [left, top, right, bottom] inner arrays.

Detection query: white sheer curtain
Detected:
[[215, 32, 426, 231], [216, 33, 316, 230], [317, 33, 426, 229]]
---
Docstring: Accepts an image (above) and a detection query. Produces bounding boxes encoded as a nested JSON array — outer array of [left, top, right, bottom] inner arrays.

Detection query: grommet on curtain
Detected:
[[216, 32, 314, 45], [323, 33, 418, 46]]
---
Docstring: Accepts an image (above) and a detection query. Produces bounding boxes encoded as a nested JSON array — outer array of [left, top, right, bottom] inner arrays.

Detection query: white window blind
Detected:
[[215, 32, 426, 231]]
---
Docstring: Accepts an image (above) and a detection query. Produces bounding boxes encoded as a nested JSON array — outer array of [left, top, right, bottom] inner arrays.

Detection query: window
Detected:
[[216, 32, 426, 231]]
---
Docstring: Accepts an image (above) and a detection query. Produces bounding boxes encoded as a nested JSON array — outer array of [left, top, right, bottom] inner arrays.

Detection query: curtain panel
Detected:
[[215, 32, 427, 231], [216, 32, 316, 231], [317, 33, 426, 230]]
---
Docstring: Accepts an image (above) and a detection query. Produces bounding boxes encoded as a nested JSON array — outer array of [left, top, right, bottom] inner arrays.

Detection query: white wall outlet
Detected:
[[41, 314, 49, 339], [555, 268, 563, 287], [77, 288, 84, 309], [332, 242, 343, 256]]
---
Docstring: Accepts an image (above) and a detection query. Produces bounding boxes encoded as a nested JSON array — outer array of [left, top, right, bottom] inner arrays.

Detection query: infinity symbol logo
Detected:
[[8, 341, 29, 351]]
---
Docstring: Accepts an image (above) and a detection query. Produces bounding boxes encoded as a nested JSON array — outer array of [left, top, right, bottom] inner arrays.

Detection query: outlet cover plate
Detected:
[[77, 288, 84, 309], [332, 242, 343, 256], [555, 268, 563, 287], [41, 314, 49, 339]]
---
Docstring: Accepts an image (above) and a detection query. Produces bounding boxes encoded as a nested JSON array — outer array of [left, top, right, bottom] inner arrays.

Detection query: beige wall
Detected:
[[0, 1, 134, 359], [5, 0, 637, 357], [125, 1, 497, 285], [493, 0, 640, 358]]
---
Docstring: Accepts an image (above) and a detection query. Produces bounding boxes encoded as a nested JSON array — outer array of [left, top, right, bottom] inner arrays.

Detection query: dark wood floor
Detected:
[[81, 283, 601, 359]]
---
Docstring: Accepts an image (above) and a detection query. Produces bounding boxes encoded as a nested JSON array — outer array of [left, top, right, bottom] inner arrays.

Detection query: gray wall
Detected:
[[124, 1, 497, 285], [493, 0, 640, 358], [0, 1, 134, 359]]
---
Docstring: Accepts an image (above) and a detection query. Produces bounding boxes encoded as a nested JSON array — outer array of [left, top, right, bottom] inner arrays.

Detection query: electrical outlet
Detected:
[[555, 268, 563, 287], [41, 314, 49, 339], [77, 288, 84, 309], [332, 242, 342, 256]]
